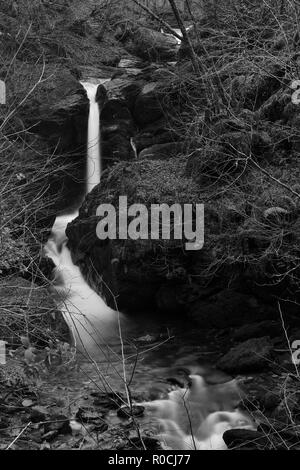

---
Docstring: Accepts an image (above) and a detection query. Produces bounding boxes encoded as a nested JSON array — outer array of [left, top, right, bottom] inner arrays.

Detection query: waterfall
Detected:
[[44, 80, 125, 358], [81, 82, 102, 193]]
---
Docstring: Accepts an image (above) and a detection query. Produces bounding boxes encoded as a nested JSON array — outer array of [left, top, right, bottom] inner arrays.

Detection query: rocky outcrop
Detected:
[[66, 157, 200, 311]]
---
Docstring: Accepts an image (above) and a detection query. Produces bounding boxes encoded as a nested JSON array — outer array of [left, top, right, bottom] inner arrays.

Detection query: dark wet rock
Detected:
[[117, 405, 145, 419], [217, 337, 273, 374], [139, 142, 184, 160], [233, 321, 282, 341], [189, 289, 271, 329], [223, 429, 270, 450], [95, 84, 108, 109], [30, 406, 48, 423], [133, 83, 164, 126], [65, 226, 117, 308], [10, 65, 89, 152], [166, 377, 186, 388]]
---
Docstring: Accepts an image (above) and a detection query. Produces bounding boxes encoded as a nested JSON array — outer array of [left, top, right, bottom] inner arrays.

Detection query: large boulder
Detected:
[[2, 62, 89, 152], [66, 157, 200, 312]]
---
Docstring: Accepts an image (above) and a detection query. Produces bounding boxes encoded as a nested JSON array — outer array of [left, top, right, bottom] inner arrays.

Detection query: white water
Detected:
[[81, 82, 102, 193], [145, 373, 254, 450], [45, 80, 125, 357]]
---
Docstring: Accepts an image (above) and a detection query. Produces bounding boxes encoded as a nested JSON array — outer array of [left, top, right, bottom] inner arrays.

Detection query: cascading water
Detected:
[[144, 370, 255, 450], [44, 80, 124, 358], [81, 82, 102, 194]]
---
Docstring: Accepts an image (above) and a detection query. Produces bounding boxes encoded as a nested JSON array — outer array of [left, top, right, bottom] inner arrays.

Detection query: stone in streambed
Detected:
[[217, 337, 273, 374], [223, 429, 269, 450]]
